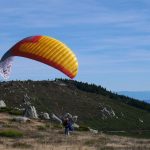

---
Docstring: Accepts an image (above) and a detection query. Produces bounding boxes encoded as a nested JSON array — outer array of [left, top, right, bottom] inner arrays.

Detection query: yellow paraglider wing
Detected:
[[0, 35, 78, 79]]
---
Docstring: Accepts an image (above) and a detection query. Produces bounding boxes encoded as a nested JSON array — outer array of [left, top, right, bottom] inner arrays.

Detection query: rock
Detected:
[[24, 93, 30, 101], [13, 116, 30, 123], [72, 123, 79, 128], [72, 115, 78, 122], [88, 127, 98, 134], [64, 113, 72, 118], [23, 98, 38, 119], [43, 113, 50, 120], [0, 100, 6, 108], [54, 80, 67, 86], [24, 105, 38, 119], [139, 118, 144, 123], [40, 112, 50, 120], [99, 103, 117, 119], [51, 113, 62, 124], [121, 112, 125, 117]]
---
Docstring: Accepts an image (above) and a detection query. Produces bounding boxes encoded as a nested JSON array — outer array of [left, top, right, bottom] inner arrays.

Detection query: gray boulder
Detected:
[[13, 116, 30, 123], [88, 127, 98, 134], [40, 112, 50, 120], [0, 100, 6, 108], [51, 113, 62, 124], [24, 105, 38, 119], [72, 123, 79, 128], [43, 113, 50, 119]]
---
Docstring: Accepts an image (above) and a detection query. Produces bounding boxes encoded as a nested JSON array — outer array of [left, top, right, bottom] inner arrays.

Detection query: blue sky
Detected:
[[0, 0, 150, 91]]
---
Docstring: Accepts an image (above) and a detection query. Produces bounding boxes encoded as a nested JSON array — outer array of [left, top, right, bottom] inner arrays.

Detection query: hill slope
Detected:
[[1, 79, 150, 131]]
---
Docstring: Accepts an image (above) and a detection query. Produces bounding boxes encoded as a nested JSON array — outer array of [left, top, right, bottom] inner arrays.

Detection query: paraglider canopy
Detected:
[[0, 35, 78, 79]]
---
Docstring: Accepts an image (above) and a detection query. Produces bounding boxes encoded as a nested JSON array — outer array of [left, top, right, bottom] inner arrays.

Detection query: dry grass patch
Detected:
[[12, 142, 33, 149]]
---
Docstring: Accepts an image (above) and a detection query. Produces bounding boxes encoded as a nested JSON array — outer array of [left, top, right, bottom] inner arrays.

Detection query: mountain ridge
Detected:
[[118, 91, 150, 102]]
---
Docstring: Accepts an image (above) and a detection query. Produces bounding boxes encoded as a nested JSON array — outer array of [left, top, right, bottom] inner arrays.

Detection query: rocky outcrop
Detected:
[[40, 112, 50, 120], [0, 100, 6, 108], [72, 123, 79, 128], [139, 118, 144, 123], [13, 116, 30, 123], [51, 113, 62, 124], [99, 103, 117, 119], [24, 105, 38, 119], [88, 127, 98, 134], [23, 95, 38, 119]]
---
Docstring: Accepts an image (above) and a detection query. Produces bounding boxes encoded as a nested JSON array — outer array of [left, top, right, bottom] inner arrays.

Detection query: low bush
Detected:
[[8, 108, 23, 116], [0, 129, 23, 138], [0, 107, 23, 116], [0, 107, 11, 113]]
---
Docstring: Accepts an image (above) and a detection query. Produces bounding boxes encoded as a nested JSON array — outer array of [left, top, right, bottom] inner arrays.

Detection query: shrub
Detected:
[[8, 108, 23, 116], [0, 107, 11, 113], [0, 129, 23, 138], [0, 107, 23, 116]]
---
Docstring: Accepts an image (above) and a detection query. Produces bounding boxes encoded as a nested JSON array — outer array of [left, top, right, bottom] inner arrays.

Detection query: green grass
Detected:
[[8, 108, 23, 116], [76, 125, 89, 131], [0, 107, 23, 116], [0, 129, 23, 138], [0, 107, 11, 113]]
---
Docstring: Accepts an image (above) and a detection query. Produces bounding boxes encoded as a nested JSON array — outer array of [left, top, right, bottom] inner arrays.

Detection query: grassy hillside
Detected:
[[1, 79, 150, 132]]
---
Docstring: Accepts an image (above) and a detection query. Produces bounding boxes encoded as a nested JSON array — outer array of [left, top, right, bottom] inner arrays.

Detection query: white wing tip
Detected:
[[0, 57, 13, 79]]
